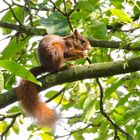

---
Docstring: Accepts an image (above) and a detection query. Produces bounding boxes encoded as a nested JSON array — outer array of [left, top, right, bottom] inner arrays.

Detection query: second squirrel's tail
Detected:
[[16, 68, 57, 126]]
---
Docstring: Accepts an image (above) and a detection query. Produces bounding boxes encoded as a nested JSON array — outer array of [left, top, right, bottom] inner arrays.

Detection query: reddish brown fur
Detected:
[[16, 80, 57, 126], [16, 30, 91, 127]]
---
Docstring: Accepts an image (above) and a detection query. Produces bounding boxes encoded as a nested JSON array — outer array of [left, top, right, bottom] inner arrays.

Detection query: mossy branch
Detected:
[[0, 56, 140, 109], [0, 21, 46, 36], [0, 21, 140, 51], [89, 40, 140, 51]]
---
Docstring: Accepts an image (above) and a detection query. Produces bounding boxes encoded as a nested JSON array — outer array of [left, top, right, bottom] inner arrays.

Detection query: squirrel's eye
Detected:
[[81, 40, 86, 44]]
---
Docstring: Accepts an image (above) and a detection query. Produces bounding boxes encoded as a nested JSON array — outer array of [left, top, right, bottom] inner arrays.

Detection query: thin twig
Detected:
[[46, 87, 66, 103], [67, 1, 78, 16], [0, 34, 13, 41], [87, 58, 119, 138], [3, 0, 22, 25], [56, 90, 65, 108], [49, 0, 66, 16], [96, 78, 134, 140], [0, 112, 21, 121], [0, 113, 19, 140], [27, 2, 33, 26], [12, 0, 49, 11], [55, 124, 99, 139], [22, 0, 26, 24], [0, 7, 9, 13], [64, 114, 82, 119], [63, 0, 73, 31], [96, 78, 118, 139], [86, 57, 133, 140], [49, 0, 74, 31]]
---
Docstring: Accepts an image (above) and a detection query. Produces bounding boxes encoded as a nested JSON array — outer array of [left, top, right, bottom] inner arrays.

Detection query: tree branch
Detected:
[[11, 1, 50, 11], [46, 87, 65, 103], [89, 39, 140, 51], [0, 21, 140, 51], [86, 57, 133, 139], [55, 123, 99, 139], [0, 21, 46, 36], [0, 113, 18, 140], [0, 56, 140, 109], [96, 78, 133, 140], [49, 0, 66, 16], [0, 112, 21, 121]]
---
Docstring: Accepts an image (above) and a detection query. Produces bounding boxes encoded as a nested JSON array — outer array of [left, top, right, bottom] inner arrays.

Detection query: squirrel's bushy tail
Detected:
[[16, 80, 57, 126]]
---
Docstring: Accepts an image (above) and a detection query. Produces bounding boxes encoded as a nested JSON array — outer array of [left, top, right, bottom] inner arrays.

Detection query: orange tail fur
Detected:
[[16, 80, 57, 126]]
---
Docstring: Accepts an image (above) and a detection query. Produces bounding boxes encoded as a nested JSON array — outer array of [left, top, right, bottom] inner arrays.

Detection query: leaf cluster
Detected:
[[0, 0, 140, 140]]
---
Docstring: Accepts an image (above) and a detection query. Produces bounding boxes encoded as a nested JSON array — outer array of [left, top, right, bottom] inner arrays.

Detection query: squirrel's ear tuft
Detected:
[[74, 29, 80, 37]]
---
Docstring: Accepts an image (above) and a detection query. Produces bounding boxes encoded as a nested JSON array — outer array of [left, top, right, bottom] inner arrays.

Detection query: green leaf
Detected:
[[110, 8, 133, 23], [0, 70, 4, 93], [90, 20, 107, 39], [74, 96, 86, 110], [73, 132, 84, 140], [124, 104, 140, 123], [130, 41, 140, 48], [77, 0, 96, 12], [83, 95, 97, 122], [40, 12, 69, 35], [117, 94, 130, 106], [98, 121, 108, 139], [1, 7, 23, 34], [136, 122, 140, 132], [104, 79, 124, 98], [135, 132, 140, 140], [0, 36, 30, 60], [110, 0, 123, 8], [0, 122, 8, 133], [0, 60, 41, 85], [30, 0, 37, 4], [45, 90, 57, 98], [27, 124, 36, 131], [8, 106, 21, 113], [40, 133, 54, 140], [113, 112, 124, 125], [88, 0, 98, 5], [125, 125, 134, 135], [134, 2, 140, 16], [12, 122, 20, 135], [1, 7, 23, 23], [3, 74, 16, 89], [46, 90, 68, 105]]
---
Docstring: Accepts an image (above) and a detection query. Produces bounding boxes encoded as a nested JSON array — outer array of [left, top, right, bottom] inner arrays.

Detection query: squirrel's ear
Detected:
[[74, 29, 80, 37]]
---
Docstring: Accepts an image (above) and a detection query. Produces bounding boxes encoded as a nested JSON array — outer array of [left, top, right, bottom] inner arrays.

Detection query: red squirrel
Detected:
[[16, 30, 91, 126]]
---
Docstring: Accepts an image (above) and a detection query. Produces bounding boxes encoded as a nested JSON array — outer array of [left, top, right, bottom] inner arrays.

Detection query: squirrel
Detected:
[[16, 30, 91, 127]]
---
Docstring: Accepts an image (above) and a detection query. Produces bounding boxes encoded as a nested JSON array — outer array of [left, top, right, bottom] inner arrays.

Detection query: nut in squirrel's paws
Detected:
[[78, 51, 87, 58], [83, 50, 88, 58]]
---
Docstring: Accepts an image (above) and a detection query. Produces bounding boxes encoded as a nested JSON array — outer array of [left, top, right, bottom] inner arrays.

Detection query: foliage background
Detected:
[[0, 0, 140, 140]]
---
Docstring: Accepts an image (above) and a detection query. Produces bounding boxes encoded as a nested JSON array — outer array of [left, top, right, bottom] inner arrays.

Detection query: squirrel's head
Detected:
[[73, 30, 91, 51]]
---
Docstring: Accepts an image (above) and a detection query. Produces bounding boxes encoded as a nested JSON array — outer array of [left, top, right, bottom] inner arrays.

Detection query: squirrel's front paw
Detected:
[[78, 51, 87, 58]]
